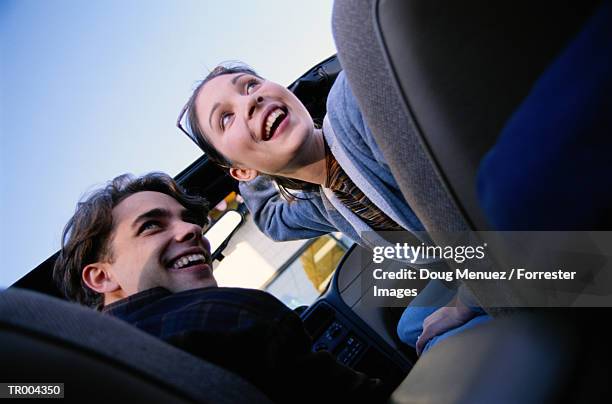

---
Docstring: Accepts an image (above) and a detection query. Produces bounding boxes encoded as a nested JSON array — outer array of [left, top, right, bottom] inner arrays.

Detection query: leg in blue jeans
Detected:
[[397, 280, 491, 353]]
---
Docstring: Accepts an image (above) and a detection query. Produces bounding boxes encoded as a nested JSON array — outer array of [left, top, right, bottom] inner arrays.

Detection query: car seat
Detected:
[[331, 0, 603, 308], [332, 0, 611, 402], [0, 288, 273, 403]]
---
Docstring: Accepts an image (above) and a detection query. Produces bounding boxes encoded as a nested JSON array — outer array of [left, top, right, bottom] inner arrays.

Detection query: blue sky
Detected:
[[0, 0, 336, 287]]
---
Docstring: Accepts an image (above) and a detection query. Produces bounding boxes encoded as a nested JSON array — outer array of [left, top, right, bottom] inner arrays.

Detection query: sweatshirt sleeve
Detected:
[[239, 176, 338, 241]]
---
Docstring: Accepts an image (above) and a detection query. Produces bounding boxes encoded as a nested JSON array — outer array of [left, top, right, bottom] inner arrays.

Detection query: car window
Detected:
[[264, 233, 353, 308], [205, 189, 353, 307]]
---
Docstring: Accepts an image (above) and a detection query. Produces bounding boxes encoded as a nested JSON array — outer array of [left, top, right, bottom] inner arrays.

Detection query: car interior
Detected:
[[2, 0, 611, 402]]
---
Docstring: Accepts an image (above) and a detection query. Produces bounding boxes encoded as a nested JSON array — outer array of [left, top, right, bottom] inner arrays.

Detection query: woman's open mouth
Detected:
[[262, 106, 288, 141]]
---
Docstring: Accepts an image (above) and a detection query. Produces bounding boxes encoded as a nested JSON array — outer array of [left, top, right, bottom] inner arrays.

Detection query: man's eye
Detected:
[[246, 80, 259, 94], [140, 221, 162, 233], [220, 113, 232, 130]]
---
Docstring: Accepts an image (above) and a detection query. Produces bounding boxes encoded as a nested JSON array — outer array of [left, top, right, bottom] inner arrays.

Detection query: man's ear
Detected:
[[82, 263, 120, 294], [229, 167, 259, 182]]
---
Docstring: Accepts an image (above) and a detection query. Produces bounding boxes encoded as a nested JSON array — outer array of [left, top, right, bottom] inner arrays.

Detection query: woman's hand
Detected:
[[415, 296, 477, 356]]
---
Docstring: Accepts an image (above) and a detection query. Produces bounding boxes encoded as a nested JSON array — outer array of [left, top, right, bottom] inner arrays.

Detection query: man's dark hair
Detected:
[[53, 172, 209, 309]]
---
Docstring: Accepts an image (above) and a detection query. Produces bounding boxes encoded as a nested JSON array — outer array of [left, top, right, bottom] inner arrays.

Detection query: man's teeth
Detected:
[[264, 108, 286, 139], [173, 254, 206, 270]]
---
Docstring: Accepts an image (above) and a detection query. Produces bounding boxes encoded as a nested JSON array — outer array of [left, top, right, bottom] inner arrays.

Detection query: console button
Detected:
[[313, 343, 329, 351]]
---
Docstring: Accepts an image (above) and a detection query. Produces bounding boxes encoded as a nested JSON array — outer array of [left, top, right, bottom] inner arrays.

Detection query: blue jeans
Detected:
[[397, 280, 491, 354]]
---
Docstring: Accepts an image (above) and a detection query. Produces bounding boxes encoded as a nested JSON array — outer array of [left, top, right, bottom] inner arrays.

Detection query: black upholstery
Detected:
[[375, 0, 600, 229], [336, 0, 600, 231], [0, 288, 272, 403]]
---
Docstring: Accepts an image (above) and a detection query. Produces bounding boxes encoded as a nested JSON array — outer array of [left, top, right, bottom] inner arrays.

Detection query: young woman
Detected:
[[177, 63, 488, 355], [177, 64, 428, 252]]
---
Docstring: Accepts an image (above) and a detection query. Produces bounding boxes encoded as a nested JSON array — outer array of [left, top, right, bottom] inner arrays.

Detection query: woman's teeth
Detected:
[[264, 108, 286, 140]]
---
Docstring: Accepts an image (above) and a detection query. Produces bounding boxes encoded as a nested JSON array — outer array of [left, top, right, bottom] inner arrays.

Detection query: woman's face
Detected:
[[194, 72, 315, 179]]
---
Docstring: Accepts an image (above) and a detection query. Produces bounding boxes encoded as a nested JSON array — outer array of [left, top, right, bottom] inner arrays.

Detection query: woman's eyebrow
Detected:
[[209, 103, 220, 129], [231, 73, 247, 85]]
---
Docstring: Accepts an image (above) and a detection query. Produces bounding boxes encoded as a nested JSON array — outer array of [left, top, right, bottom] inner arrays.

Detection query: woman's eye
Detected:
[[220, 113, 232, 130], [246, 80, 259, 94]]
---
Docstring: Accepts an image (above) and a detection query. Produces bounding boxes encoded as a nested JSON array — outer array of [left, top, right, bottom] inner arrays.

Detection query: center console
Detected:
[[300, 244, 414, 394]]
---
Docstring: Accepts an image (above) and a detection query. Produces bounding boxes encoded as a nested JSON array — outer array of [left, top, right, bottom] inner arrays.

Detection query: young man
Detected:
[[53, 172, 383, 403]]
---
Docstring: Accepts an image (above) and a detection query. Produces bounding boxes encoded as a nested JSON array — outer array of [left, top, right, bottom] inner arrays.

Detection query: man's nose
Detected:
[[175, 221, 202, 243]]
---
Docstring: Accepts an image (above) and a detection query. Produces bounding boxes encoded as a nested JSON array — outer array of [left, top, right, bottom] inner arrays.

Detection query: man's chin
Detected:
[[166, 262, 217, 290], [171, 279, 218, 293], [172, 274, 218, 292]]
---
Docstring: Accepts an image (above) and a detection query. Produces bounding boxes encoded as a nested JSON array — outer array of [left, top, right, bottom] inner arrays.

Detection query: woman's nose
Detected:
[[248, 95, 263, 119]]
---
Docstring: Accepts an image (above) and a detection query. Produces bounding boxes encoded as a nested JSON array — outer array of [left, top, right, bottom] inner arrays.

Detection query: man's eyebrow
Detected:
[[181, 209, 203, 224], [132, 208, 171, 229], [208, 73, 248, 129]]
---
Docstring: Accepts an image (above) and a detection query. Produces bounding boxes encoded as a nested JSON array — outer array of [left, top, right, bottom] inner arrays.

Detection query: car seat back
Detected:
[[0, 288, 272, 403], [331, 0, 602, 309], [333, 0, 601, 230]]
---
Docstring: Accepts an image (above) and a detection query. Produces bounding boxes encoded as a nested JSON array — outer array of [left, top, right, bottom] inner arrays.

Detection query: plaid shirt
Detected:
[[103, 287, 383, 403]]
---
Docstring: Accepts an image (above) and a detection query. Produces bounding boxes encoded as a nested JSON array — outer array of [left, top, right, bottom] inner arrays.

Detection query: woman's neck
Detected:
[[277, 127, 327, 186]]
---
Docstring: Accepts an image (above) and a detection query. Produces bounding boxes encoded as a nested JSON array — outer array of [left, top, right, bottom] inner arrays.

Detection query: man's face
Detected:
[[102, 191, 216, 300]]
